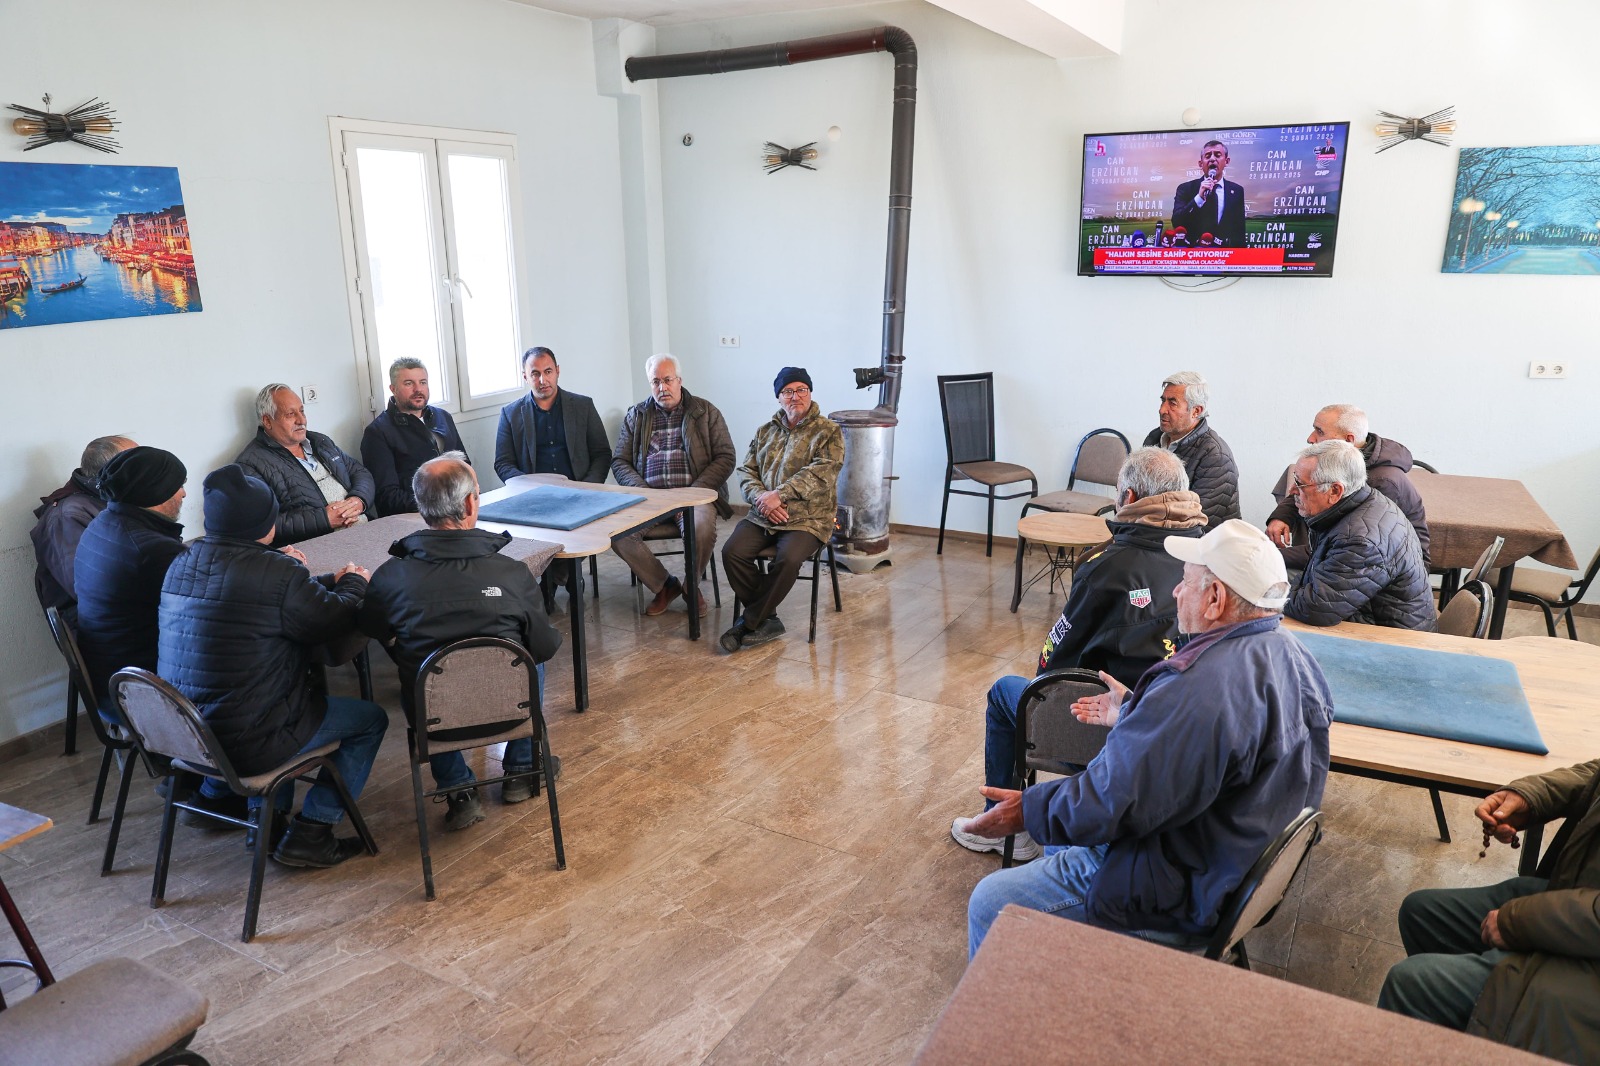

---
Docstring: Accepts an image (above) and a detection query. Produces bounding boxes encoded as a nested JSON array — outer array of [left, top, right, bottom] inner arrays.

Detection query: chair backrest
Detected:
[[110, 668, 234, 786], [44, 606, 121, 748], [1412, 459, 1439, 474], [1463, 536, 1505, 585], [1205, 808, 1323, 962], [1016, 668, 1112, 779], [1571, 543, 1600, 602], [1437, 579, 1493, 639], [1068, 429, 1132, 492], [415, 637, 539, 746], [936, 373, 997, 466]]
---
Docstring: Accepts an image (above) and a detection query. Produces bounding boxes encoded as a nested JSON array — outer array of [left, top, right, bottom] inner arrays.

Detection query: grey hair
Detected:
[[1318, 403, 1369, 441], [644, 353, 680, 381], [414, 451, 477, 526], [1297, 439, 1368, 494], [255, 383, 294, 421], [1162, 371, 1210, 412], [388, 357, 426, 387], [1117, 446, 1189, 499], [80, 435, 135, 477], [1198, 568, 1286, 621]]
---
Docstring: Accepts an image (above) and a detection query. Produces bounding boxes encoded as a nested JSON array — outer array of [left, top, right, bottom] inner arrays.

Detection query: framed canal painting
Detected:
[[1442, 144, 1600, 275], [0, 161, 202, 330]]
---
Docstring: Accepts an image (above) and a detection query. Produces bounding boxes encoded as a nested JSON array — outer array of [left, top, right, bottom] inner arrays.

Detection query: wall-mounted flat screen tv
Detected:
[[1078, 121, 1350, 277]]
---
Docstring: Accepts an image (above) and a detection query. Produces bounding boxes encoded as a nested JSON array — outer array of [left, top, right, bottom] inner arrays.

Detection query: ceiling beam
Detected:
[[926, 0, 1122, 59]]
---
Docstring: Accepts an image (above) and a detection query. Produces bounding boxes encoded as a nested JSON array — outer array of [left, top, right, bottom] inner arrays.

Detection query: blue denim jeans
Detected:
[[257, 696, 389, 824], [967, 843, 1209, 959], [428, 662, 545, 790], [983, 675, 1029, 806]]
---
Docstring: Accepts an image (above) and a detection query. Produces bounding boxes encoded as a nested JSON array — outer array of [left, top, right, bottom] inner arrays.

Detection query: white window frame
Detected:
[[328, 116, 530, 420]]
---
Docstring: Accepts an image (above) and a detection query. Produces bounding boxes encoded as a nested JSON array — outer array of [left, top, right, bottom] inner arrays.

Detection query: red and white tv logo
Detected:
[[1094, 141, 1107, 157]]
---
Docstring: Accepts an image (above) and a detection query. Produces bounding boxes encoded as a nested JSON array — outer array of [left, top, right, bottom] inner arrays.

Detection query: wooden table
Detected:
[[1409, 469, 1577, 638], [1010, 511, 1111, 613], [0, 802, 55, 1008], [479, 475, 718, 711], [1289, 618, 1600, 872], [913, 905, 1548, 1065]]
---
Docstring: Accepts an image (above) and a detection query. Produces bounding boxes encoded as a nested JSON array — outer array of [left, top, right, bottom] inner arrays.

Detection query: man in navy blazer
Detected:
[[493, 347, 610, 486], [1171, 139, 1247, 248]]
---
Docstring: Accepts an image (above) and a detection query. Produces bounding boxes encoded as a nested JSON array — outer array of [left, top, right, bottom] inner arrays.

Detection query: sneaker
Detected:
[[719, 619, 751, 653], [741, 616, 786, 647], [271, 815, 367, 869], [950, 816, 1042, 861], [180, 787, 250, 831], [500, 757, 560, 805], [646, 577, 683, 617], [444, 789, 485, 831]]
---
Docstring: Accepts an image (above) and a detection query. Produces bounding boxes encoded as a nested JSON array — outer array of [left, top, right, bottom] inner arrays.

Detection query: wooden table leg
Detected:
[[566, 559, 588, 712], [1490, 562, 1515, 639]]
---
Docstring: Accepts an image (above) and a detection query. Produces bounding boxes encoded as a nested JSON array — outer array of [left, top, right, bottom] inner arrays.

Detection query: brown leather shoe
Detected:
[[646, 576, 683, 616]]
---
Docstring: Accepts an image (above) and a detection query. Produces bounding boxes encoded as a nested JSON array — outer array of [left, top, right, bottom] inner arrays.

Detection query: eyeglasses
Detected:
[[779, 386, 811, 399], [650, 376, 679, 388], [1290, 476, 1333, 492]]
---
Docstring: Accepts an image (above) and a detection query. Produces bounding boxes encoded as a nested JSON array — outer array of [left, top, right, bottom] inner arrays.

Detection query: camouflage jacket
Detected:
[[737, 402, 844, 543]]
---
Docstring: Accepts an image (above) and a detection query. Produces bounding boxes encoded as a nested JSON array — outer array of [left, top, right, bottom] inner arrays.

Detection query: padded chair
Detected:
[[627, 519, 722, 607], [936, 372, 1038, 557], [1440, 534, 1502, 606], [731, 541, 842, 644], [1002, 669, 1112, 868], [1021, 428, 1132, 519], [0, 956, 211, 1063], [1499, 543, 1600, 641], [1411, 459, 1439, 474], [1203, 807, 1323, 969], [407, 637, 566, 901], [110, 668, 379, 943], [1424, 578, 1494, 843]]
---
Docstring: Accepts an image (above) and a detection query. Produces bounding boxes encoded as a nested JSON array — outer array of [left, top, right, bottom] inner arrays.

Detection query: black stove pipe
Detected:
[[625, 26, 916, 415]]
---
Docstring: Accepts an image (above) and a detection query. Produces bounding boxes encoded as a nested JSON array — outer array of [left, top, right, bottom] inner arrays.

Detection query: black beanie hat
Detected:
[[203, 464, 279, 541], [773, 367, 813, 397], [98, 446, 187, 507]]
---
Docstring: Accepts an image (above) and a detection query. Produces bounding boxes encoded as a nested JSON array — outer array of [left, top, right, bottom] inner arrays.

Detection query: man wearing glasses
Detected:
[[720, 367, 844, 651], [610, 353, 737, 617]]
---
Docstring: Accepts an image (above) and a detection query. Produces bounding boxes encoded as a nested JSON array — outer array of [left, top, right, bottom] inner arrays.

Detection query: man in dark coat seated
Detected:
[[360, 454, 562, 830], [30, 434, 134, 626], [1142, 370, 1240, 528], [1282, 440, 1437, 631], [159, 465, 387, 868], [1266, 404, 1430, 568], [360, 357, 468, 517], [950, 447, 1207, 861], [236, 383, 375, 546]]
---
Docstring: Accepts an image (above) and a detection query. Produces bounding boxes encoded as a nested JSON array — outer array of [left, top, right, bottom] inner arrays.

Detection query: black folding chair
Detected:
[[731, 541, 842, 643], [1204, 808, 1323, 969], [936, 372, 1038, 557], [1004, 669, 1112, 868], [1022, 428, 1131, 519]]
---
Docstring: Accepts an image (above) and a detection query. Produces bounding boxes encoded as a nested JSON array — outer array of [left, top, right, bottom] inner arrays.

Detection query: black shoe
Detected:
[[719, 620, 751, 653], [180, 787, 250, 831], [742, 616, 786, 647], [444, 789, 485, 831], [271, 815, 367, 868], [245, 809, 291, 852], [155, 770, 200, 803]]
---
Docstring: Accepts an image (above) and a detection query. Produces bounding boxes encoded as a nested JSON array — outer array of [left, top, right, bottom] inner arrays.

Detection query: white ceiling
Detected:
[[508, 0, 884, 26]]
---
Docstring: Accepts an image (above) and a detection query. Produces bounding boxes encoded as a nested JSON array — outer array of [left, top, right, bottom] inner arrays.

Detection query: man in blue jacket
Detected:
[[964, 520, 1333, 957]]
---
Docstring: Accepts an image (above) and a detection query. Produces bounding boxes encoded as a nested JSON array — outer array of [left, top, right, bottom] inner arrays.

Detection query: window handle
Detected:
[[452, 275, 474, 299]]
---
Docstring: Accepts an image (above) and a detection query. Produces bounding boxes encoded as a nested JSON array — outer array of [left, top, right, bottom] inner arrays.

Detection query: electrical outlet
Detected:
[[1528, 362, 1568, 379], [719, 335, 739, 348], [302, 384, 321, 403]]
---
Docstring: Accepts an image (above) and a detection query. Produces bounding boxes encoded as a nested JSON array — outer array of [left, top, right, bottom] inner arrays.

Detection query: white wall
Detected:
[[0, 0, 636, 742], [651, 0, 1595, 559]]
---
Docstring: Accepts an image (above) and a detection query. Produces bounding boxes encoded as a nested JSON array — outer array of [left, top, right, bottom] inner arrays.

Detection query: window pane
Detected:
[[447, 152, 520, 397], [355, 146, 449, 403]]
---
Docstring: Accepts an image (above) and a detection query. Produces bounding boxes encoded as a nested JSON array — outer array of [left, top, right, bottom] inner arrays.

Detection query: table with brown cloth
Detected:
[[913, 905, 1550, 1066], [1409, 469, 1577, 638]]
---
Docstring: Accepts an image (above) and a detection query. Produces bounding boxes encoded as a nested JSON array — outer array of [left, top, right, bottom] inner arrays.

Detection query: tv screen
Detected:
[[1078, 121, 1350, 277]]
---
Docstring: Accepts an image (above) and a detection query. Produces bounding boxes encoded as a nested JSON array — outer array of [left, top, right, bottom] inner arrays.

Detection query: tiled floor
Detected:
[[0, 528, 1581, 1064]]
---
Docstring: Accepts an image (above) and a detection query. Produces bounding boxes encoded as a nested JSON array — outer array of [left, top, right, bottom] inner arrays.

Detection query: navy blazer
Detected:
[[493, 389, 610, 484]]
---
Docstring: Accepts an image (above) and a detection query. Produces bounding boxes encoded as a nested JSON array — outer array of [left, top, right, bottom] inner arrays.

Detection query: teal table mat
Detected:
[[479, 486, 646, 531], [1294, 631, 1547, 755]]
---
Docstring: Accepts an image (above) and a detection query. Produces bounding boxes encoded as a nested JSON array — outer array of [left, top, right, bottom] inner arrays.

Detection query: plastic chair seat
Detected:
[[1025, 488, 1115, 515], [954, 460, 1035, 487]]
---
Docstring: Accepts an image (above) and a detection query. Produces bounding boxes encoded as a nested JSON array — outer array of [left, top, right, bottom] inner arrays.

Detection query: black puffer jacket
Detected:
[[359, 401, 469, 517], [1143, 418, 1240, 528], [74, 503, 185, 704], [30, 472, 106, 615], [159, 537, 369, 776], [235, 428, 375, 546], [1286, 487, 1437, 631], [1269, 433, 1430, 568], [358, 527, 561, 713]]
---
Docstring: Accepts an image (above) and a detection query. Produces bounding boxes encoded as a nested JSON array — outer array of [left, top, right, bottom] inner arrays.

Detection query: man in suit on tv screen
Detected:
[[1172, 139, 1246, 249]]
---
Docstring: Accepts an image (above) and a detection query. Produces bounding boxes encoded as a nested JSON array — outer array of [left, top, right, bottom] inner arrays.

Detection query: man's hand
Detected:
[[279, 545, 307, 565], [1476, 789, 1532, 844], [1266, 519, 1292, 548], [1072, 671, 1129, 727], [1197, 173, 1219, 203], [755, 490, 788, 523], [964, 787, 1025, 839], [334, 562, 370, 582], [1481, 908, 1508, 950], [325, 500, 359, 528]]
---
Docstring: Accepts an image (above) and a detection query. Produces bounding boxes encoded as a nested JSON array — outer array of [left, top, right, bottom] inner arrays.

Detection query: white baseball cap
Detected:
[[1164, 519, 1290, 609]]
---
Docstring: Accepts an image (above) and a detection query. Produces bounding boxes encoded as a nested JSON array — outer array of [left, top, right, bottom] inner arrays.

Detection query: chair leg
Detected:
[[1562, 599, 1579, 640], [101, 747, 139, 875], [1001, 834, 1014, 869], [321, 760, 380, 857], [1537, 600, 1557, 638], [354, 650, 373, 702], [985, 490, 996, 558], [808, 551, 821, 644], [828, 544, 841, 612], [409, 753, 436, 902], [711, 554, 723, 608], [937, 474, 953, 555], [1233, 941, 1252, 970], [541, 728, 566, 871], [589, 555, 599, 599], [88, 743, 115, 824], [150, 784, 180, 907], [63, 676, 79, 757], [241, 800, 273, 942], [1429, 788, 1451, 843]]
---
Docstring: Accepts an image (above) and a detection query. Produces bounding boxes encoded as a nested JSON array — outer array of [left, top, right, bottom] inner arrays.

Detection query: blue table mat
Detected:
[[479, 486, 646, 531], [1294, 631, 1547, 755]]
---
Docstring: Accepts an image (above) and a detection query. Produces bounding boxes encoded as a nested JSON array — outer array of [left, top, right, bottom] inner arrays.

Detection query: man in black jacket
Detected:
[[236, 383, 375, 546], [1283, 440, 1437, 631], [159, 465, 387, 868], [1142, 370, 1240, 527], [1171, 139, 1247, 248], [360, 357, 469, 517], [1266, 404, 1430, 567], [360, 454, 562, 828], [30, 434, 134, 626], [950, 447, 1207, 861]]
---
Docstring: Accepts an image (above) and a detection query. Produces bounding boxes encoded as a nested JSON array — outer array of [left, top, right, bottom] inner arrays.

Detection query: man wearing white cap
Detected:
[[964, 520, 1334, 958]]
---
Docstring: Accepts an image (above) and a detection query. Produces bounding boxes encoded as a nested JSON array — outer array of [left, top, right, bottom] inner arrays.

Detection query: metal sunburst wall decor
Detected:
[[1374, 107, 1455, 154], [763, 141, 818, 174], [8, 95, 121, 153]]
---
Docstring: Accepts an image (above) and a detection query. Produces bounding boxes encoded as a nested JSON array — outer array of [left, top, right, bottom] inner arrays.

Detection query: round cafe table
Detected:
[[1010, 511, 1112, 613]]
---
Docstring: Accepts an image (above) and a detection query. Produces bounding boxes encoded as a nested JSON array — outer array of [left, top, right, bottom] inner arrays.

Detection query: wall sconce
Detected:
[[8, 94, 120, 153], [1374, 107, 1455, 154], [763, 141, 818, 174]]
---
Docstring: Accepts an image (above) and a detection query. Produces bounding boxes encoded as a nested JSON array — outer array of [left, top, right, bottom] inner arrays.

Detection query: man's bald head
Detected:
[[414, 452, 479, 528]]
